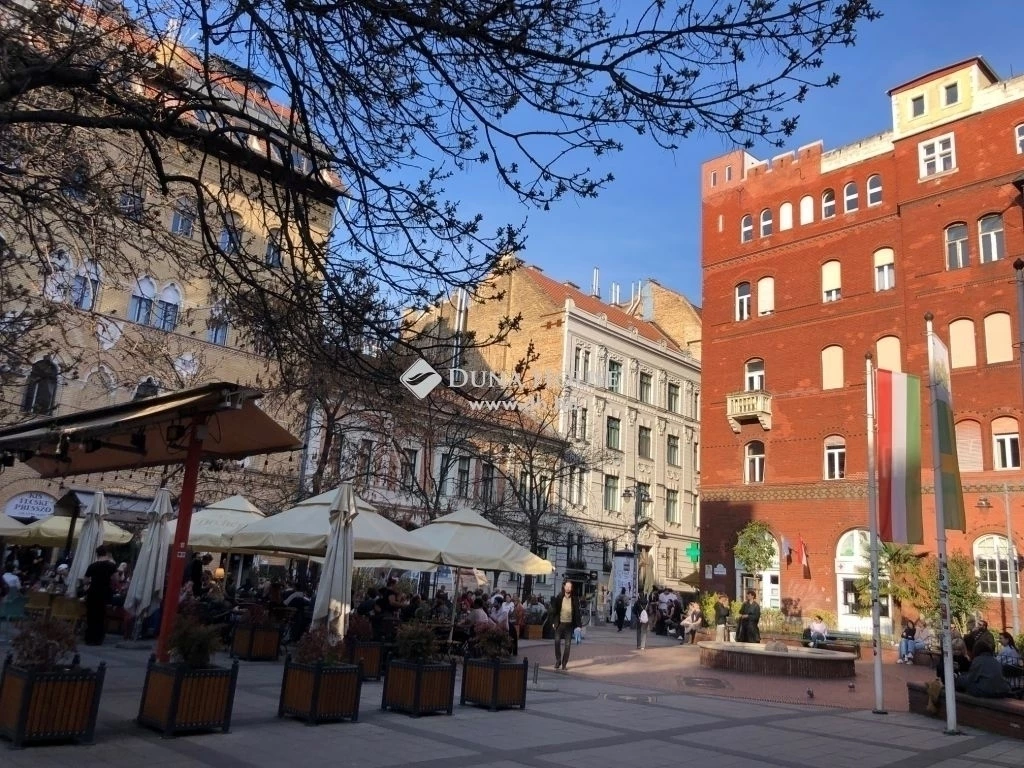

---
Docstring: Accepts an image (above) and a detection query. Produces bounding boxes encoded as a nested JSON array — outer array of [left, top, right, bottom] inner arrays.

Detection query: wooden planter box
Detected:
[[0, 655, 105, 749], [278, 655, 362, 725], [522, 624, 544, 640], [381, 659, 456, 717], [347, 641, 385, 681], [137, 656, 239, 737], [231, 624, 282, 661], [460, 657, 528, 711]]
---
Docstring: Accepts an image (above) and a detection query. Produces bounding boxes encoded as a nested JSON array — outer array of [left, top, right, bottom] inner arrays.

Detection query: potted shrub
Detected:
[[461, 624, 528, 711], [230, 604, 283, 661], [345, 614, 385, 681], [0, 617, 106, 749], [523, 611, 545, 640], [380, 622, 456, 717], [279, 626, 363, 725], [137, 612, 239, 737]]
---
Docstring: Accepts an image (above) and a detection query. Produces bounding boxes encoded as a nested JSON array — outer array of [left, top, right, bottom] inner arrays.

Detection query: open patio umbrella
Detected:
[[124, 489, 175, 622], [311, 485, 357, 638], [164, 494, 264, 551], [227, 487, 441, 563], [9, 513, 132, 546], [65, 492, 110, 598], [0, 513, 24, 536]]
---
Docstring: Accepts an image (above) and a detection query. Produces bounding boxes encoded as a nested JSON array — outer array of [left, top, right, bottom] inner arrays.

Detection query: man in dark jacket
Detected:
[[548, 580, 582, 671], [955, 638, 1011, 698]]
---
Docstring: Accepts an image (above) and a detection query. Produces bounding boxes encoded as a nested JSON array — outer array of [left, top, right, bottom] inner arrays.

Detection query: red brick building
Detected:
[[699, 58, 1024, 634]]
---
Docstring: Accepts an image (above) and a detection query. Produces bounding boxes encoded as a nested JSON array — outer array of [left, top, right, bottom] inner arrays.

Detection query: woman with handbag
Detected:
[[633, 592, 651, 651]]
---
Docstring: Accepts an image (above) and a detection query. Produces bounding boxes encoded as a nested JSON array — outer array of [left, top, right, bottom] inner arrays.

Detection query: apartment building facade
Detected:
[[699, 57, 1024, 632]]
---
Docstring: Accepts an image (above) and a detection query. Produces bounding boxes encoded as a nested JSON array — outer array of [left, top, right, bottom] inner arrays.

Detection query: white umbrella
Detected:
[[228, 487, 441, 563], [312, 485, 357, 638], [164, 494, 264, 551], [9, 512, 132, 546], [408, 508, 554, 574], [124, 489, 175, 620], [65, 492, 109, 598], [0, 513, 24, 535]]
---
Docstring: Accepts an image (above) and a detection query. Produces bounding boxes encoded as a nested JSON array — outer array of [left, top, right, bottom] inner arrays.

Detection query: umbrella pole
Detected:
[[155, 418, 206, 663], [447, 567, 459, 651]]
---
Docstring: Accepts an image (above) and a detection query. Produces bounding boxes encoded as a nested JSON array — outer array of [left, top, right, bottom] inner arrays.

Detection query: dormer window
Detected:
[[944, 83, 959, 106], [911, 95, 925, 118]]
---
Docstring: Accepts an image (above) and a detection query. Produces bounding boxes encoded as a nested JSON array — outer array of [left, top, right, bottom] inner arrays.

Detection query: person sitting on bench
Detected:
[[954, 637, 1011, 698], [808, 615, 828, 647]]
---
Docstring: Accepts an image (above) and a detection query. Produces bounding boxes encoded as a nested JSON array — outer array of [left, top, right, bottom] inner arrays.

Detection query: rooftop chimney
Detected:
[[591, 268, 600, 298]]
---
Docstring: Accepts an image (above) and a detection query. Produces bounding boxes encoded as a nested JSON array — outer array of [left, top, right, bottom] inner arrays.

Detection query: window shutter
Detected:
[[955, 421, 982, 472]]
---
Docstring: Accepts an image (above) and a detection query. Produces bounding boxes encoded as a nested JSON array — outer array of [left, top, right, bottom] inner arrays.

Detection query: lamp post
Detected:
[[976, 486, 1021, 637], [621, 485, 651, 595]]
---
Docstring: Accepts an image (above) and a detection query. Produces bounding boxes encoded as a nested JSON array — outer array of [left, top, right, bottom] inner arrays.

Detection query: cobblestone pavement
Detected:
[[2, 623, 1021, 767]]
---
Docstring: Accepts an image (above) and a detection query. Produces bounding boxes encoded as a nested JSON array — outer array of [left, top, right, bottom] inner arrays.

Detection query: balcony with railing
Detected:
[[726, 390, 772, 433]]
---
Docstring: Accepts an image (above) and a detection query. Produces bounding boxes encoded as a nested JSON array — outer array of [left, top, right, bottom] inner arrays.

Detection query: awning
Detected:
[[55, 489, 165, 531], [0, 382, 300, 478]]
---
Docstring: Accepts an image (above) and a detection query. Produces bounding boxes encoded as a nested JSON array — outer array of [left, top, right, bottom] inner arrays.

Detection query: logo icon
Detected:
[[400, 359, 443, 399]]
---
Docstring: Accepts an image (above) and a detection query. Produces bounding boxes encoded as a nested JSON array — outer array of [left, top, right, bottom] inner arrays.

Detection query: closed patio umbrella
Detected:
[[124, 489, 175, 621], [311, 485, 357, 638], [65, 492, 109, 598]]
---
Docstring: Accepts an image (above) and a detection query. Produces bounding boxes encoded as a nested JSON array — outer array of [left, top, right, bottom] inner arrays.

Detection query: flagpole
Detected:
[[865, 353, 886, 714], [926, 313, 958, 734]]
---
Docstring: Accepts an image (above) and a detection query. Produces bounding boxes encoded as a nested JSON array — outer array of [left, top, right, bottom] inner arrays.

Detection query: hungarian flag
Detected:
[[876, 369, 924, 544], [928, 333, 966, 532]]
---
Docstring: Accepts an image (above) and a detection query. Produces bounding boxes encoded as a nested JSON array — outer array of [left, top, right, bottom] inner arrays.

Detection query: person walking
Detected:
[[83, 545, 118, 646], [633, 591, 651, 651], [548, 580, 581, 671], [614, 588, 627, 631]]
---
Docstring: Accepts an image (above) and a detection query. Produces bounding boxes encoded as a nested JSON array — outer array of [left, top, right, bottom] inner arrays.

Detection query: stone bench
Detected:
[[698, 641, 856, 679], [907, 681, 1024, 740]]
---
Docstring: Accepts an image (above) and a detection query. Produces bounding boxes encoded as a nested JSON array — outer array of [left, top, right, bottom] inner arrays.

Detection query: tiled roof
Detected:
[[520, 266, 682, 352]]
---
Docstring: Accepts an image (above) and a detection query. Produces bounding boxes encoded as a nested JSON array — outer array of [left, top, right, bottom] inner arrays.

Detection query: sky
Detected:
[[441, 1, 1024, 307]]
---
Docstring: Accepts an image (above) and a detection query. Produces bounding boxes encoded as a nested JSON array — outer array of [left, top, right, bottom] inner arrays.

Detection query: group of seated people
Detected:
[[928, 619, 1023, 702]]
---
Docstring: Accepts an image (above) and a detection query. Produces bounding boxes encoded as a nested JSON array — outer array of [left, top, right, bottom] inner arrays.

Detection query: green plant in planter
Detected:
[[470, 624, 513, 660], [392, 622, 438, 662], [345, 614, 373, 643], [294, 626, 347, 666], [10, 617, 78, 670], [169, 613, 223, 668]]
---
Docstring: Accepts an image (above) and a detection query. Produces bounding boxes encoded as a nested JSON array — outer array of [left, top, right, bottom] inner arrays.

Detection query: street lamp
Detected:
[[976, 486, 1021, 637], [622, 485, 652, 595]]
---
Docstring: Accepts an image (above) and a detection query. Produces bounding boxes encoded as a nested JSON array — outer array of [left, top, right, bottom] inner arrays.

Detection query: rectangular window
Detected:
[[480, 462, 495, 503], [735, 283, 751, 321], [128, 296, 152, 325], [823, 288, 841, 303], [637, 483, 651, 519], [666, 489, 679, 524], [946, 224, 969, 270], [607, 360, 622, 393], [875, 263, 895, 292], [994, 433, 1021, 470], [155, 300, 178, 331], [726, 165, 733, 182], [667, 383, 680, 413], [638, 426, 652, 459], [710, 170, 717, 187], [71, 276, 98, 311], [638, 373, 653, 404], [518, 470, 528, 500], [977, 556, 1010, 596], [401, 448, 418, 490], [576, 470, 586, 507], [357, 439, 374, 485], [911, 95, 925, 117], [566, 467, 578, 505], [206, 321, 228, 346], [536, 546, 548, 585], [944, 83, 959, 106], [457, 456, 471, 497], [667, 435, 680, 466], [573, 347, 591, 381], [171, 207, 195, 237], [825, 445, 846, 480], [918, 134, 956, 178], [119, 190, 144, 221], [603, 475, 619, 512], [606, 416, 621, 450]]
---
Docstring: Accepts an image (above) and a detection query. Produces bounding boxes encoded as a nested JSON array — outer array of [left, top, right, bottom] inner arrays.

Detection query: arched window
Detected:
[[821, 189, 836, 219], [779, 202, 793, 231], [744, 359, 765, 392], [876, 336, 902, 372], [43, 247, 73, 302], [734, 282, 751, 321], [133, 377, 159, 400], [821, 259, 841, 302], [949, 318, 977, 368], [759, 209, 773, 237], [21, 358, 58, 414], [843, 182, 859, 212], [71, 260, 100, 311], [978, 214, 1005, 263], [821, 345, 844, 390], [1017, 124, 1024, 154], [867, 174, 882, 206], [219, 212, 242, 255], [756, 276, 775, 316], [945, 223, 969, 270], [974, 534, 1016, 596], [128, 276, 157, 325], [799, 195, 814, 225], [155, 284, 181, 331], [170, 198, 195, 238], [824, 435, 846, 480], [984, 312, 1012, 364], [744, 441, 765, 484], [992, 416, 1020, 470], [740, 214, 753, 243], [873, 248, 895, 292], [207, 300, 230, 346], [265, 229, 283, 268], [955, 420, 983, 472]]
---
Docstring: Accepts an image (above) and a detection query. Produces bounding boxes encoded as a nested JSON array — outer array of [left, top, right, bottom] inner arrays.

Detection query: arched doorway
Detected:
[[835, 529, 891, 634], [735, 536, 781, 609]]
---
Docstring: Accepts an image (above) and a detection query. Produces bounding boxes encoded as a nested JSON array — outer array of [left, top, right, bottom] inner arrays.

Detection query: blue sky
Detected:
[[443, 2, 1024, 307]]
